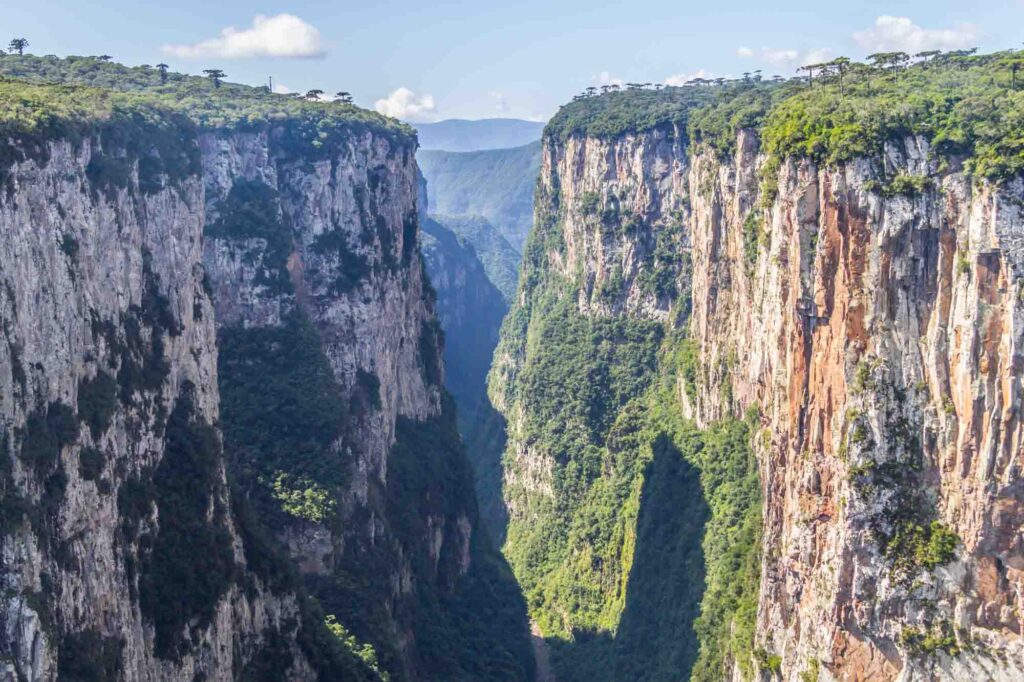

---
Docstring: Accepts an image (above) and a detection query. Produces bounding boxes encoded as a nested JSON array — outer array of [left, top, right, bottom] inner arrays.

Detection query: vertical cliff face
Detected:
[[0, 120, 331, 680], [419, 214, 510, 539], [0, 64, 533, 682], [495, 68, 1024, 682], [201, 124, 533, 681], [687, 133, 1024, 681]]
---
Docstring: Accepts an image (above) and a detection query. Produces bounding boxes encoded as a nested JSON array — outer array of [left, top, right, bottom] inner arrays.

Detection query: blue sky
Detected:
[[6, 1, 1021, 121]]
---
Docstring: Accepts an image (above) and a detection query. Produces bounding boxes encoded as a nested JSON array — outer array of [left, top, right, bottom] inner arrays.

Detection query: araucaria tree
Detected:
[[8, 38, 28, 55], [156, 63, 169, 83], [203, 69, 226, 88], [304, 89, 324, 101]]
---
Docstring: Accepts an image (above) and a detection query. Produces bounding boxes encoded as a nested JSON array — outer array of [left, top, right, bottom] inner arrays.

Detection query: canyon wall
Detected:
[[0, 68, 533, 681], [494, 112, 1024, 680]]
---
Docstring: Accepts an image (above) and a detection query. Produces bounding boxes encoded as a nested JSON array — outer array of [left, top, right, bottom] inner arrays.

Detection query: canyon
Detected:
[[3, 48, 1024, 682]]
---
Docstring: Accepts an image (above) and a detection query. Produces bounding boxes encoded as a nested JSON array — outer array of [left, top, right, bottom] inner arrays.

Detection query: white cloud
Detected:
[[374, 87, 436, 122], [490, 91, 509, 114], [738, 47, 832, 72], [272, 83, 292, 94], [162, 14, 326, 59], [852, 16, 978, 54], [593, 71, 624, 87], [664, 69, 716, 86]]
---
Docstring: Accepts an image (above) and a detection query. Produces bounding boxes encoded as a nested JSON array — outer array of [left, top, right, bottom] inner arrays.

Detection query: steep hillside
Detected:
[[0, 57, 533, 681], [414, 118, 544, 152], [420, 218, 510, 539], [418, 141, 542, 251], [492, 51, 1024, 681], [430, 214, 520, 301]]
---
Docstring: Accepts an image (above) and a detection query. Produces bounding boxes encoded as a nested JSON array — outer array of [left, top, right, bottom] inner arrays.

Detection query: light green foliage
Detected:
[[272, 473, 337, 523], [0, 54, 411, 145], [494, 179, 762, 680], [325, 615, 389, 681], [899, 621, 960, 657], [742, 209, 764, 267], [547, 50, 1024, 183]]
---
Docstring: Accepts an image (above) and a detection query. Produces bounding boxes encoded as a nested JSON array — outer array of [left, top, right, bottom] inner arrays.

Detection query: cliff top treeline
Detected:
[[547, 49, 1024, 181], [0, 54, 413, 147]]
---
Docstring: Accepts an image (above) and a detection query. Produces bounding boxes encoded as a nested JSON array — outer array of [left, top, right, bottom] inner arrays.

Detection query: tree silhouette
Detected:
[[203, 69, 226, 88], [97, 55, 112, 62], [334, 91, 353, 103], [8, 38, 28, 55], [156, 63, 169, 83], [304, 89, 324, 101], [827, 57, 851, 95]]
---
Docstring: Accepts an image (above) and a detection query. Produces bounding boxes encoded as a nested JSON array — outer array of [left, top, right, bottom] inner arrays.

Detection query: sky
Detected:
[[5, 1, 1022, 122]]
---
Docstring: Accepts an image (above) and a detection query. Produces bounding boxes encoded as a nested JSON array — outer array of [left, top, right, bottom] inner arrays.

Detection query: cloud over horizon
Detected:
[[375, 87, 437, 122], [162, 14, 326, 59], [852, 16, 979, 54]]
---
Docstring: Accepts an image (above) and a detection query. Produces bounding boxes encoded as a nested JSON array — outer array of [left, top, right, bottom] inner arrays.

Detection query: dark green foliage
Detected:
[[135, 383, 235, 660], [59, 232, 79, 261], [309, 228, 371, 294], [58, 630, 123, 681], [78, 447, 105, 482], [386, 403, 534, 680], [77, 371, 117, 439], [218, 313, 350, 499], [19, 401, 78, 477], [742, 209, 764, 267], [206, 179, 293, 294], [419, 319, 445, 387], [356, 369, 382, 411], [547, 87, 718, 141]]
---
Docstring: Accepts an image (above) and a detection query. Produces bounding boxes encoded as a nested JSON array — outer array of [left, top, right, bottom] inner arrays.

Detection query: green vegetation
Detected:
[[325, 615, 389, 681], [899, 621, 960, 657], [0, 54, 411, 145], [418, 141, 542, 252], [428, 214, 520, 301], [547, 49, 1024, 183], [121, 383, 235, 660], [494, 173, 763, 679], [218, 313, 351, 516]]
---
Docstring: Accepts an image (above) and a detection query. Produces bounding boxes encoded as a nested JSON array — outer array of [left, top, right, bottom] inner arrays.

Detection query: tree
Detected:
[[97, 54, 112, 62], [304, 89, 324, 101], [8, 38, 28, 55], [798, 64, 817, 85], [203, 69, 226, 88], [335, 91, 353, 103], [826, 57, 851, 95], [867, 52, 909, 72], [156, 63, 169, 83]]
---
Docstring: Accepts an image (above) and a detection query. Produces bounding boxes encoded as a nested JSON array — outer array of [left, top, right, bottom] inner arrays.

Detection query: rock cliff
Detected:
[[0, 59, 532, 681], [493, 57, 1024, 681]]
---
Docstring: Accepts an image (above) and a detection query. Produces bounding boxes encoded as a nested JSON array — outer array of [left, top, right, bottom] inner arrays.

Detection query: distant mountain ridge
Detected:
[[414, 118, 544, 152], [418, 141, 541, 252]]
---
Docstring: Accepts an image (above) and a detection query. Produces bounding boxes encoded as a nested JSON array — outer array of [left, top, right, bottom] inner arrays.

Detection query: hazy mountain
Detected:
[[430, 214, 520, 301], [418, 141, 541, 251], [414, 118, 544, 152]]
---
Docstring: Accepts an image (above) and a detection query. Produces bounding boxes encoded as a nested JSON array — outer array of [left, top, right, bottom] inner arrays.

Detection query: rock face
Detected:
[[495, 117, 1024, 680], [0, 86, 533, 680], [0, 126, 323, 680], [420, 214, 509, 540], [687, 133, 1024, 681]]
